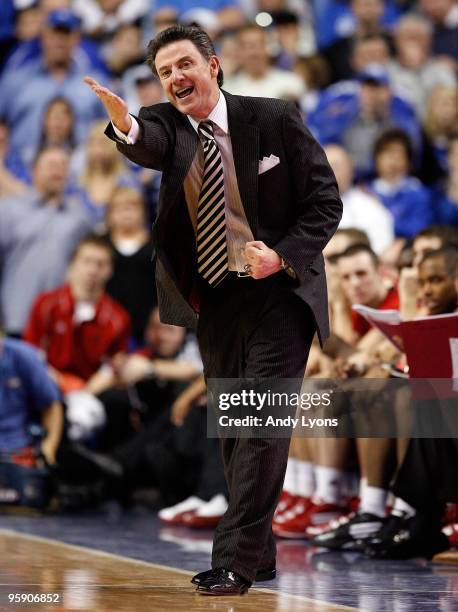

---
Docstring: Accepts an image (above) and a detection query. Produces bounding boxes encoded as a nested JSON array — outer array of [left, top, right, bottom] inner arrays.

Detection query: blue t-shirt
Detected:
[[369, 176, 435, 238], [0, 338, 60, 452], [432, 189, 458, 227]]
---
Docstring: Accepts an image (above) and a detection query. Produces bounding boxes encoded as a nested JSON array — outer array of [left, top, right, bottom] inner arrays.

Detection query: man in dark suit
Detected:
[[85, 25, 342, 596]]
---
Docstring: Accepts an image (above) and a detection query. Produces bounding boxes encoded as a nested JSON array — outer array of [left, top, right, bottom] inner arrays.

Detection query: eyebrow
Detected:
[[157, 55, 194, 74]]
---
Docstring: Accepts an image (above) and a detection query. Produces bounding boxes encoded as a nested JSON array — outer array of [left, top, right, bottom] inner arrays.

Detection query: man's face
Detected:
[[412, 236, 443, 267], [351, 0, 384, 26], [42, 26, 79, 68], [155, 39, 220, 119], [136, 79, 164, 107], [33, 148, 69, 198], [237, 29, 269, 76], [337, 252, 382, 306], [360, 82, 391, 117], [108, 192, 144, 231], [418, 256, 457, 315], [395, 22, 430, 68], [325, 145, 353, 195], [420, 0, 453, 22], [69, 244, 113, 293], [145, 309, 185, 357], [352, 38, 389, 73]]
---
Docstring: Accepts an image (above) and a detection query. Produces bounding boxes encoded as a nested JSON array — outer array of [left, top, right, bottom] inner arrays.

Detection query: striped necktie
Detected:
[[196, 120, 229, 287]]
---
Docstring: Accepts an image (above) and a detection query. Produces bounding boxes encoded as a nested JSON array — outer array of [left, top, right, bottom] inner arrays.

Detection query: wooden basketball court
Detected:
[[0, 529, 359, 611]]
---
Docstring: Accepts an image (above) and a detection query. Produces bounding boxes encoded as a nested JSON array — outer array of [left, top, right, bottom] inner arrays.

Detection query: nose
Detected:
[[171, 67, 186, 84]]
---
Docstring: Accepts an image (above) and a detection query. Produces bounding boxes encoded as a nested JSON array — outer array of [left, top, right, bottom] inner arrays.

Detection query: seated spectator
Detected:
[[22, 96, 76, 170], [333, 243, 399, 347], [0, 119, 29, 198], [369, 128, 434, 239], [74, 120, 140, 229], [420, 0, 458, 62], [72, 0, 149, 41], [366, 245, 458, 559], [423, 85, 458, 173], [273, 243, 400, 539], [0, 147, 91, 336], [411, 224, 458, 268], [433, 133, 458, 226], [89, 308, 204, 502], [123, 65, 165, 116], [3, 3, 108, 77], [115, 307, 202, 388], [324, 143, 394, 254], [102, 23, 146, 80], [105, 186, 157, 346], [309, 245, 458, 554], [397, 224, 458, 320], [322, 0, 395, 83], [293, 55, 331, 115], [158, 376, 228, 528], [315, 0, 399, 48], [349, 33, 391, 77], [387, 14, 456, 118], [0, 333, 63, 469], [224, 24, 305, 101], [0, 9, 106, 163], [309, 64, 421, 179], [153, 0, 243, 34], [23, 233, 130, 396], [13, 3, 43, 47], [270, 9, 315, 71]]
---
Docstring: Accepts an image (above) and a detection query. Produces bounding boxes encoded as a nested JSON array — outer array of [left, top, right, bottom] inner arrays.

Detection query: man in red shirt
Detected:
[[336, 243, 399, 341], [23, 234, 131, 396]]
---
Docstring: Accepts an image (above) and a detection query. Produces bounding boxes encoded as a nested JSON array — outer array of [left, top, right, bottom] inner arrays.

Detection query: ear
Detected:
[[209, 55, 219, 78]]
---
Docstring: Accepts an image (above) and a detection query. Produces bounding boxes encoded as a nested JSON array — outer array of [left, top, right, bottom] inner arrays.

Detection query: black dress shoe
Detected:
[[195, 568, 251, 595], [191, 563, 276, 585]]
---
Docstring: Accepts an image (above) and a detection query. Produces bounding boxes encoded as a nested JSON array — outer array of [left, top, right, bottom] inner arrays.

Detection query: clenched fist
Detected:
[[242, 241, 282, 279]]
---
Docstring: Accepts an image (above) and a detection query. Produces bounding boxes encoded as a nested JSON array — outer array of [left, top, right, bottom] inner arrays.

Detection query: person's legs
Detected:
[[199, 276, 315, 581]]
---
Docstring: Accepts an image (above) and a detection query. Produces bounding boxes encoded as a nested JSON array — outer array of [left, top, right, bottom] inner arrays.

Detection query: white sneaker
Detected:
[[195, 494, 228, 518], [158, 496, 205, 522]]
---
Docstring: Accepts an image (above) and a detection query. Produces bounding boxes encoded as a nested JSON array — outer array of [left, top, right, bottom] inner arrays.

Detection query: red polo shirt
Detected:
[[23, 285, 130, 381], [351, 286, 400, 338]]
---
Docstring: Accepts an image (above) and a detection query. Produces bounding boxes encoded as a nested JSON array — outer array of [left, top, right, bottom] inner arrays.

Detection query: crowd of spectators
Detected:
[[0, 0, 457, 562]]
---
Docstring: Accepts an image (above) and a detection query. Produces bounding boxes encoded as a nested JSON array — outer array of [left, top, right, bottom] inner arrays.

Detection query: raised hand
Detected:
[[84, 76, 132, 134]]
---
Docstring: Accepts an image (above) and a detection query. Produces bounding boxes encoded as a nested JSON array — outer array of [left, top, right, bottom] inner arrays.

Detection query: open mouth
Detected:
[[176, 87, 194, 99]]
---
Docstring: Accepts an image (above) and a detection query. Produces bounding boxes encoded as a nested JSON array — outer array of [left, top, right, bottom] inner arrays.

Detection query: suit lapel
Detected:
[[223, 91, 259, 237], [166, 110, 199, 205]]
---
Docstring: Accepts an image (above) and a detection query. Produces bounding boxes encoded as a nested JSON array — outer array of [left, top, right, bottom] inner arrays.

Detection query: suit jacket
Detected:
[[106, 91, 342, 345]]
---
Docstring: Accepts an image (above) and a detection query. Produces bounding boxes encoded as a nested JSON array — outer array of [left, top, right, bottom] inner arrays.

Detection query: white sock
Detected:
[[283, 457, 299, 494], [360, 485, 388, 518], [392, 496, 416, 518], [296, 460, 315, 498], [359, 476, 368, 499], [313, 465, 343, 504]]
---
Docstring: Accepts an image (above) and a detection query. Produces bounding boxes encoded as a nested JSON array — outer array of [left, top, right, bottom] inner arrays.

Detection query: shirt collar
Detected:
[[187, 91, 228, 135]]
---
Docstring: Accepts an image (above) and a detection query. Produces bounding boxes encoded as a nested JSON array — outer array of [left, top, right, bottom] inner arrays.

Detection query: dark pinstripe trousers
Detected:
[[196, 272, 316, 582]]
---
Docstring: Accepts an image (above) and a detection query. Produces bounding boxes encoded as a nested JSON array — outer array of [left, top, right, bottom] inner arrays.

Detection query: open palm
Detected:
[[84, 76, 131, 133]]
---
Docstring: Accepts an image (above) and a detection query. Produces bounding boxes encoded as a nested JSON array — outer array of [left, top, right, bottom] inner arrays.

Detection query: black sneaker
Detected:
[[311, 511, 386, 551], [364, 510, 450, 560]]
